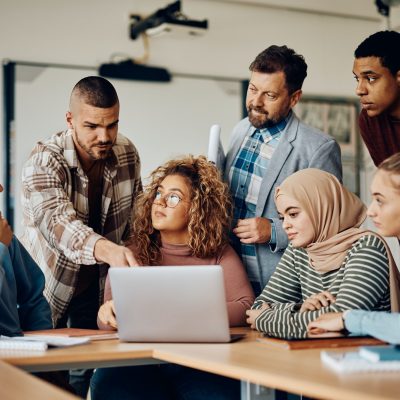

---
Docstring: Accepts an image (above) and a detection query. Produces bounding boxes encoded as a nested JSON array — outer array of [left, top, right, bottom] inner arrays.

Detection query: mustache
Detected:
[[248, 105, 267, 115], [95, 141, 113, 146]]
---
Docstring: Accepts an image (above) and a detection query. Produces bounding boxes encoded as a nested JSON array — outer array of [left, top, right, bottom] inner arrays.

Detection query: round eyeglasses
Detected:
[[153, 191, 184, 208]]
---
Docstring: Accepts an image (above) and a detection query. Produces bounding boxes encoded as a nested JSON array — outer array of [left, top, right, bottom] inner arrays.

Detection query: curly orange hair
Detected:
[[131, 155, 232, 265]]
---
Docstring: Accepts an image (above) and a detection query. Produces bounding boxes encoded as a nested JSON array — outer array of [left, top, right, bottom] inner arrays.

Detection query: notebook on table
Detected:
[[257, 331, 385, 350], [0, 334, 89, 351], [359, 345, 400, 362], [321, 350, 400, 373], [24, 328, 118, 341], [109, 266, 242, 343]]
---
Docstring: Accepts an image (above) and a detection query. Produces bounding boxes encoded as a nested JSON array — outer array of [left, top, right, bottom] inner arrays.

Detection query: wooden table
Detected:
[[152, 330, 400, 400], [1, 328, 400, 400], [0, 360, 78, 400], [1, 341, 157, 372]]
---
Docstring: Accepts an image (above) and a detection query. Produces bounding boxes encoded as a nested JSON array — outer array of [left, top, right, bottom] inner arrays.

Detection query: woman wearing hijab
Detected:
[[246, 168, 395, 337], [308, 153, 400, 342]]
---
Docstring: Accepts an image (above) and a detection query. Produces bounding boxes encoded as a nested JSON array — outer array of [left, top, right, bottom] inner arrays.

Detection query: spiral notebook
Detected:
[[0, 334, 90, 351], [0, 337, 48, 351]]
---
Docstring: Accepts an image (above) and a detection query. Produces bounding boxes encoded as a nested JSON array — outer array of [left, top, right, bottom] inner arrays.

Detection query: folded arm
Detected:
[[254, 237, 390, 337]]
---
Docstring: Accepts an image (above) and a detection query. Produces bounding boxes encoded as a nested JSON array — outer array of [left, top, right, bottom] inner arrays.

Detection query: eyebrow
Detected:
[[249, 83, 278, 94], [83, 119, 119, 127], [284, 206, 300, 213], [371, 191, 384, 197], [157, 185, 185, 195], [353, 70, 380, 76]]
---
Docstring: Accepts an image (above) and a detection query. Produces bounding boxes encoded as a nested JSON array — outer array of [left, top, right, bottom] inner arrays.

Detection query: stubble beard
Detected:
[[75, 133, 113, 161], [247, 106, 281, 129]]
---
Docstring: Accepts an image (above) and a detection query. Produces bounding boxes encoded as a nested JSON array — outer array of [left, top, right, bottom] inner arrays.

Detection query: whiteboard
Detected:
[[12, 64, 242, 236]]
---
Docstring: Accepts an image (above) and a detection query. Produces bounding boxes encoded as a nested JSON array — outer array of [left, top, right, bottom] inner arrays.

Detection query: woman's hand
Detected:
[[308, 312, 344, 334], [246, 302, 270, 329], [98, 300, 118, 330], [299, 291, 335, 312], [0, 213, 13, 247]]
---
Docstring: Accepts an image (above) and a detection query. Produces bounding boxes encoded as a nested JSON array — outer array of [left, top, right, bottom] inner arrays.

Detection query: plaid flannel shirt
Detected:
[[229, 114, 289, 283], [21, 130, 142, 325]]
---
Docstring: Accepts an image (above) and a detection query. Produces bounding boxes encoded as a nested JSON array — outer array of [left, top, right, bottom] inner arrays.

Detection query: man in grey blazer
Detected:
[[224, 45, 342, 295]]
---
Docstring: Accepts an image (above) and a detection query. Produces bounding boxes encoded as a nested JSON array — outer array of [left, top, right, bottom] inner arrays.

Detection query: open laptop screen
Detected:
[[109, 266, 232, 343]]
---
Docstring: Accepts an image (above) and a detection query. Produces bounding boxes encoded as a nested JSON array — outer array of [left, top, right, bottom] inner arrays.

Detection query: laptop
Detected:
[[109, 266, 236, 343]]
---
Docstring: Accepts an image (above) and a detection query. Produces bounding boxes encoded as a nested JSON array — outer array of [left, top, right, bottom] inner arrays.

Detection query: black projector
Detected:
[[99, 60, 171, 82]]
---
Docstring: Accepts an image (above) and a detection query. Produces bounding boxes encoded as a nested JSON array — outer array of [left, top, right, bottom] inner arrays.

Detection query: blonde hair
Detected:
[[131, 155, 232, 265], [379, 152, 400, 190]]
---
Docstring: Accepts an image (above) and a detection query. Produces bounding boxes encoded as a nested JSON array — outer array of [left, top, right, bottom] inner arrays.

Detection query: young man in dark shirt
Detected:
[[354, 30, 400, 166]]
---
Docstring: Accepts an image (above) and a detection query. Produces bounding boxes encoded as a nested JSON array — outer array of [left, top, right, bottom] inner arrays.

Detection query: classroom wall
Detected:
[[0, 0, 385, 221]]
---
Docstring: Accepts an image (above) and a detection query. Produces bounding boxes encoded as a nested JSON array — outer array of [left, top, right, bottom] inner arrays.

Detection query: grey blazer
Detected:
[[223, 112, 342, 287]]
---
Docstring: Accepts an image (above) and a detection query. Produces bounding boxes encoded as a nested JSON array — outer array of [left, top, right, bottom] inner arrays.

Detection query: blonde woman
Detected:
[[309, 153, 400, 342]]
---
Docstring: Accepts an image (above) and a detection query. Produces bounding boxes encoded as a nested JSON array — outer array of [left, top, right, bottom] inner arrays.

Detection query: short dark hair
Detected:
[[249, 45, 307, 94], [355, 31, 400, 75], [71, 76, 119, 108]]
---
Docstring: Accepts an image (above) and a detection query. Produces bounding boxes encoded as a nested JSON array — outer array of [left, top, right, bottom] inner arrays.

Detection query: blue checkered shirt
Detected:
[[228, 113, 291, 283]]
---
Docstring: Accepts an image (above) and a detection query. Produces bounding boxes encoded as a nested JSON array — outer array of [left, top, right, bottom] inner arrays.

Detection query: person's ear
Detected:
[[289, 90, 302, 109], [66, 111, 74, 130]]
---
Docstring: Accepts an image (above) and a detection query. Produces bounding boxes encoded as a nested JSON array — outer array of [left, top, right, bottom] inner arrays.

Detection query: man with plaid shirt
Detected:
[[21, 76, 142, 396], [224, 46, 342, 296]]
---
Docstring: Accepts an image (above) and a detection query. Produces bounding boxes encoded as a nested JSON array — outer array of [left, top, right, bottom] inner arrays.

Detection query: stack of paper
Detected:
[[0, 334, 89, 351], [0, 328, 118, 352], [0, 336, 48, 351]]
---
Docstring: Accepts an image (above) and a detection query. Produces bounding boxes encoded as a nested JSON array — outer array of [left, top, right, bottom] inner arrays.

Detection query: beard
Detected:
[[75, 132, 114, 161], [247, 105, 286, 129]]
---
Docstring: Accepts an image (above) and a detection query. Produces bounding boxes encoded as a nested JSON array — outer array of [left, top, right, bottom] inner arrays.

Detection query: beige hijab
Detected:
[[275, 168, 400, 312]]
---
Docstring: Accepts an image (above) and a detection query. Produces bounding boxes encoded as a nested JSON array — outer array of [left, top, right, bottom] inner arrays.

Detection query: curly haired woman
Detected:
[[91, 155, 254, 400]]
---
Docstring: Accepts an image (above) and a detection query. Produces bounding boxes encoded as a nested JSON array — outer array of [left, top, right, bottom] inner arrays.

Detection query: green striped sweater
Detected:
[[253, 235, 390, 337]]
